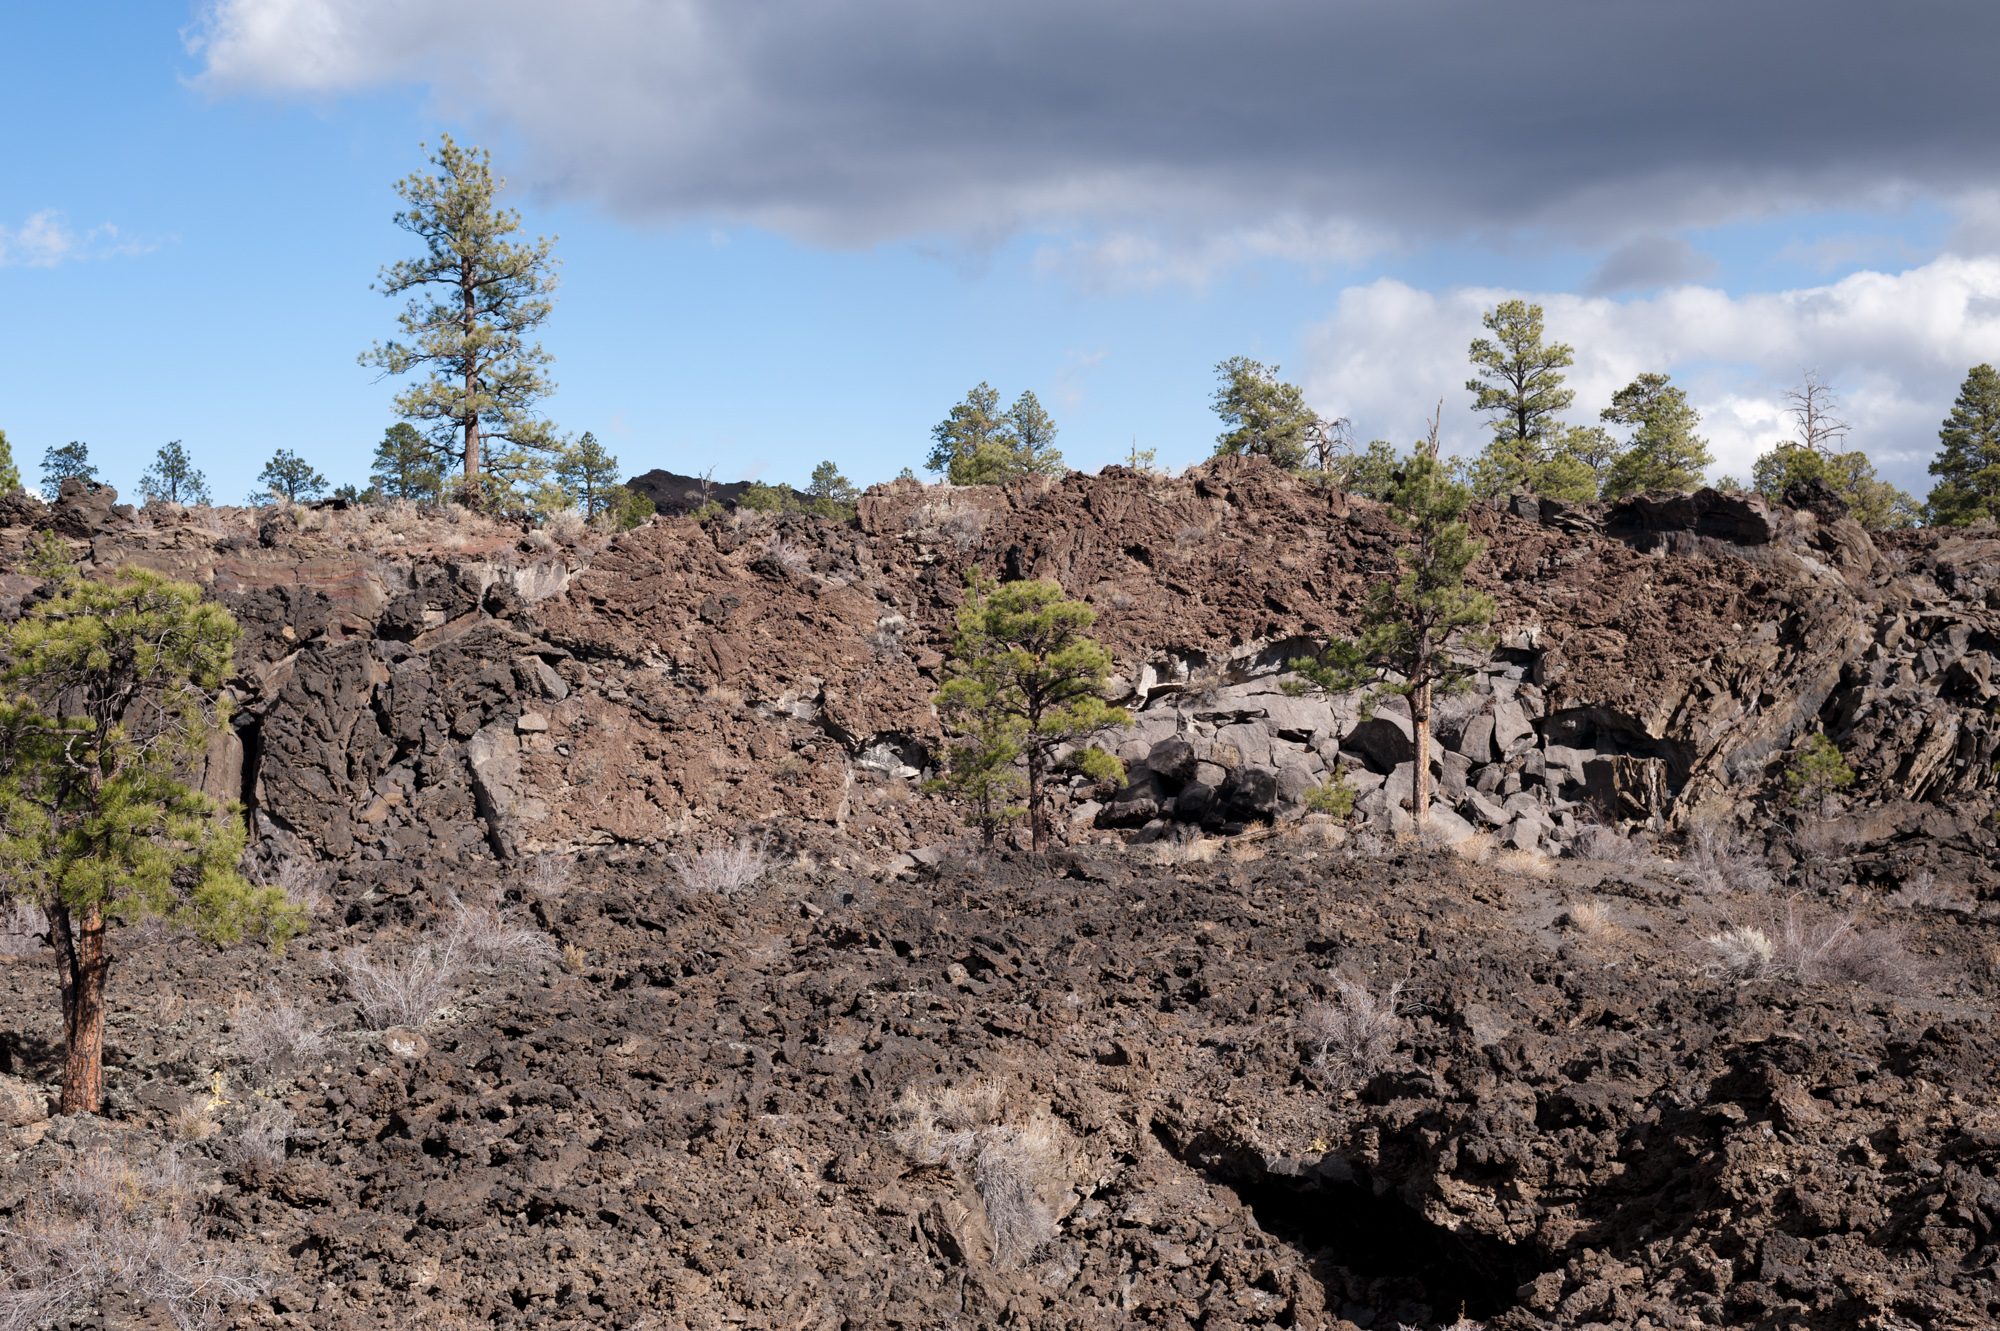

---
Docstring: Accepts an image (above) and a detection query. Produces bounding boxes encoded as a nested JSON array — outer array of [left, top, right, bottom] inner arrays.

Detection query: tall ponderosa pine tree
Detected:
[[926, 384, 1066, 484], [1211, 356, 1317, 470], [0, 564, 300, 1113], [1598, 372, 1713, 498], [361, 136, 560, 502], [1927, 362, 2000, 525], [138, 440, 211, 506], [1290, 424, 1494, 832], [41, 441, 95, 492], [370, 422, 446, 502], [1465, 300, 1577, 497], [933, 578, 1126, 852], [0, 429, 19, 493]]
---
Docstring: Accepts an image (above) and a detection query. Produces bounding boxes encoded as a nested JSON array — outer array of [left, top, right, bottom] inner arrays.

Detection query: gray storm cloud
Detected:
[[193, 0, 2000, 249]]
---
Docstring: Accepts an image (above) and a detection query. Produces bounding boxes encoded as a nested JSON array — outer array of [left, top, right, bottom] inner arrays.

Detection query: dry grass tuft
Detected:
[[1563, 899, 1618, 940], [890, 1081, 1079, 1265], [671, 838, 776, 897]]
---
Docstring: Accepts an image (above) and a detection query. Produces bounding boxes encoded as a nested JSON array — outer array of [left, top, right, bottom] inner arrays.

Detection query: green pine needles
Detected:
[[361, 135, 561, 504], [932, 577, 1127, 851], [1289, 433, 1494, 830], [0, 563, 301, 1113]]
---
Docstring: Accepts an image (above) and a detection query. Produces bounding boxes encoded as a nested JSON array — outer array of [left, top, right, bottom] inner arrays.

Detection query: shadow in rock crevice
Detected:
[[1156, 1123, 1545, 1328]]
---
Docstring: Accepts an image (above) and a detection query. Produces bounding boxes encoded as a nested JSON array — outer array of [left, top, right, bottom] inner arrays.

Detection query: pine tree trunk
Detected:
[[1412, 680, 1432, 834], [52, 903, 107, 1115], [462, 265, 481, 490], [1026, 747, 1046, 853]]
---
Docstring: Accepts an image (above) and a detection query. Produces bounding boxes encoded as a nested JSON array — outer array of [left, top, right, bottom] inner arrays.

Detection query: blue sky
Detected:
[[5, 2, 1998, 504]]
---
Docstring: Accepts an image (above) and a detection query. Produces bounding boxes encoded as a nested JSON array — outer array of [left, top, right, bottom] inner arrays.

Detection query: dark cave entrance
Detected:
[[1158, 1126, 1539, 1328]]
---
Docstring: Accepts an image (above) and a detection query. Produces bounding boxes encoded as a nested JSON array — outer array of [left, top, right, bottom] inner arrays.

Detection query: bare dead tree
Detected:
[[1784, 370, 1852, 454], [1305, 413, 1357, 475]]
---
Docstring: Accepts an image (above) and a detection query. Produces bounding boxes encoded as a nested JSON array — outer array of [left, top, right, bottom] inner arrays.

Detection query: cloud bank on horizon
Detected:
[[190, 0, 2000, 487]]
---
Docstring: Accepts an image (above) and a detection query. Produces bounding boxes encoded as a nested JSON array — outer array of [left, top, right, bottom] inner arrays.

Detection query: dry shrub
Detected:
[[223, 1105, 294, 1177], [869, 613, 909, 660], [1887, 869, 1975, 913], [0, 1145, 265, 1330], [340, 932, 465, 1031], [541, 508, 587, 544], [1568, 822, 1658, 869], [1678, 822, 1776, 894], [890, 1081, 1078, 1265], [671, 838, 775, 897], [339, 895, 553, 1030], [1706, 897, 1919, 991], [1298, 977, 1406, 1083], [229, 988, 329, 1079], [448, 894, 557, 971], [521, 854, 575, 897], [761, 536, 813, 578], [906, 499, 987, 550]]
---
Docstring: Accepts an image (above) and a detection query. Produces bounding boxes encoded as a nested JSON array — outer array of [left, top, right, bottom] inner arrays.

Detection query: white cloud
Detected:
[[0, 211, 79, 267], [0, 210, 162, 269], [1300, 257, 2000, 492]]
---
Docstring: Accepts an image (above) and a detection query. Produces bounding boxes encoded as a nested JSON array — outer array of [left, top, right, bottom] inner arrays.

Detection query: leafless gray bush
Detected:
[[1707, 897, 1919, 991], [228, 989, 329, 1079], [671, 838, 775, 897], [339, 894, 553, 1032], [762, 535, 812, 578], [541, 508, 587, 544], [1298, 977, 1406, 1082], [906, 499, 987, 550], [521, 854, 575, 897], [339, 932, 465, 1031], [448, 895, 557, 971], [223, 1105, 294, 1176], [889, 1081, 1076, 1266], [1568, 822, 1658, 868], [0, 1145, 265, 1331], [1678, 822, 1776, 894], [1886, 869, 1975, 913]]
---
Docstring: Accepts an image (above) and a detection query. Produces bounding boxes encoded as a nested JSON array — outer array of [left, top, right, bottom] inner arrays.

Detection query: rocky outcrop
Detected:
[[0, 460, 1992, 889]]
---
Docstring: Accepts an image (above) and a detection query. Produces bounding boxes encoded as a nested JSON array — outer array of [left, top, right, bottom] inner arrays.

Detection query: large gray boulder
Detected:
[[1455, 710, 1497, 763], [1491, 697, 1535, 757]]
